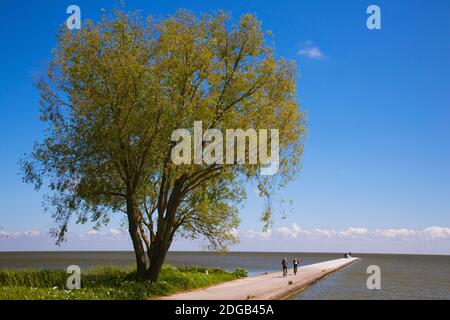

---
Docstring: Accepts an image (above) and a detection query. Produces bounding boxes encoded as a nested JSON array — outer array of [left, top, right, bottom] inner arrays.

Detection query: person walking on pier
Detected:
[[281, 257, 288, 277], [293, 257, 299, 275]]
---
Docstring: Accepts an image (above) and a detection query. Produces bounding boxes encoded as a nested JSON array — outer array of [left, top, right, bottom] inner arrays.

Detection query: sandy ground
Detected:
[[159, 257, 359, 300]]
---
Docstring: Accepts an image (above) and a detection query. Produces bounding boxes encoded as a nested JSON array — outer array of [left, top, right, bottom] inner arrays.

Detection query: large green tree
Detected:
[[22, 10, 305, 281]]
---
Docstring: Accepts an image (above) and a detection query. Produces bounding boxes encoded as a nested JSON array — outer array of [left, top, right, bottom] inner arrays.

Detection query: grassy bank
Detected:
[[0, 265, 248, 300]]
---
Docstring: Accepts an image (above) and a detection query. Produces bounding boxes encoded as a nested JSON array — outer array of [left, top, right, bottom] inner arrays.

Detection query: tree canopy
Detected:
[[22, 10, 306, 280]]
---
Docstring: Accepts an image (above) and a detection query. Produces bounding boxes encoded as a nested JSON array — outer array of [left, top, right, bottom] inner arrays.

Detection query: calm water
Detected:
[[0, 251, 448, 299]]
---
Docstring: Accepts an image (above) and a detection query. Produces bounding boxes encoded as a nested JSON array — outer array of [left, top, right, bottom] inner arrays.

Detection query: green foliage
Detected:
[[232, 267, 248, 278], [0, 264, 246, 300], [0, 269, 67, 288]]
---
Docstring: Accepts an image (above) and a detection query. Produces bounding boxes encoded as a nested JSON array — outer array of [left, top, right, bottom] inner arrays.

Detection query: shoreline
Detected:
[[159, 258, 360, 300]]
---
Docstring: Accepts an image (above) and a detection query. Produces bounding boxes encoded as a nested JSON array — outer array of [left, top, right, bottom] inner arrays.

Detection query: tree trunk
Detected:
[[127, 197, 148, 280], [145, 177, 185, 282], [147, 234, 171, 282]]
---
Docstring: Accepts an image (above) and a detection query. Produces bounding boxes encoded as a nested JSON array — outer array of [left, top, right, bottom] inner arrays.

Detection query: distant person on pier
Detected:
[[281, 257, 288, 277], [293, 258, 300, 275]]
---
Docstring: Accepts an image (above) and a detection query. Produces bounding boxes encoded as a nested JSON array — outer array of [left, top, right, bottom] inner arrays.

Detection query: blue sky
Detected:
[[0, 0, 449, 254]]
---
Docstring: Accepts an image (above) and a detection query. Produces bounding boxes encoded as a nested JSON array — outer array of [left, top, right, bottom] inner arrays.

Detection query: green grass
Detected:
[[0, 264, 248, 300]]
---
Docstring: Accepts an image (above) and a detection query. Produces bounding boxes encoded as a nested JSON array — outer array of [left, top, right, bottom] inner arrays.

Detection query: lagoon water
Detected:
[[0, 251, 448, 299]]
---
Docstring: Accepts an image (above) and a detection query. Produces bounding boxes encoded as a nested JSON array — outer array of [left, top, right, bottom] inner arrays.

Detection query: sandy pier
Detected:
[[159, 257, 359, 300]]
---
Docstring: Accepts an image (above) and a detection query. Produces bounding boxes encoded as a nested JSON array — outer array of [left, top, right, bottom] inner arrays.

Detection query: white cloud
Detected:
[[268, 225, 450, 241], [245, 229, 272, 240], [0, 231, 22, 238], [107, 228, 124, 237], [339, 227, 369, 238], [277, 223, 306, 239], [375, 228, 417, 239], [2, 225, 449, 253], [422, 226, 450, 240], [0, 230, 41, 238], [71, 228, 126, 240], [298, 41, 324, 59], [313, 228, 337, 238], [24, 230, 41, 237]]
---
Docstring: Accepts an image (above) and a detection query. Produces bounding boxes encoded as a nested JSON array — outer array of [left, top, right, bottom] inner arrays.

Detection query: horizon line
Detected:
[[0, 250, 448, 257]]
